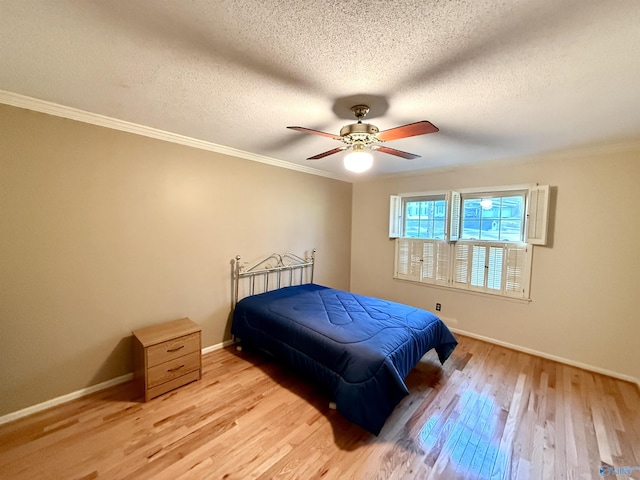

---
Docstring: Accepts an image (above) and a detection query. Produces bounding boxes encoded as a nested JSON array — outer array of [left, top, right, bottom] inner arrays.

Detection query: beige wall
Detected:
[[0, 105, 352, 416], [2, 100, 638, 418], [351, 147, 640, 385]]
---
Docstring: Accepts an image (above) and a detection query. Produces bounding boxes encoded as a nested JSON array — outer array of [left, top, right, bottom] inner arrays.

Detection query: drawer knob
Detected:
[[168, 365, 185, 373], [167, 345, 185, 353]]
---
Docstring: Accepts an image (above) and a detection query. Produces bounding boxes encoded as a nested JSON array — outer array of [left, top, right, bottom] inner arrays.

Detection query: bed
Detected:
[[231, 250, 457, 435]]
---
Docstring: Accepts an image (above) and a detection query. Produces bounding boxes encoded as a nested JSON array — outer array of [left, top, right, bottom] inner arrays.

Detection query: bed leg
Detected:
[[329, 401, 337, 410]]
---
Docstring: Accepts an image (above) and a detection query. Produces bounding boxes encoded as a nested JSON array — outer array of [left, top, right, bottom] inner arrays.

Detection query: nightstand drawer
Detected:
[[147, 351, 201, 389], [146, 370, 201, 400], [146, 332, 200, 367]]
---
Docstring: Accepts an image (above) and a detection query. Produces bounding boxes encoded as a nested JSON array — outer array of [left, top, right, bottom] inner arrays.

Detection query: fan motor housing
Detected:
[[340, 122, 379, 137]]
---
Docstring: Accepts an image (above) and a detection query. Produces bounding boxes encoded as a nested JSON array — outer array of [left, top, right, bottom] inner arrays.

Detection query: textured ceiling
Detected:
[[1, 0, 640, 180]]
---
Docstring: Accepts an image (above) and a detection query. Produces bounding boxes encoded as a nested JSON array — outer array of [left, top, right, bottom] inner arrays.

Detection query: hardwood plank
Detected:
[[492, 372, 527, 479], [578, 369, 605, 478], [554, 364, 567, 480], [567, 368, 592, 480], [0, 335, 639, 479]]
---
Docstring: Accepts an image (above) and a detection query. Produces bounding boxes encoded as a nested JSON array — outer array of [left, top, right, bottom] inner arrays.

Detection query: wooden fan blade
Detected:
[[374, 146, 421, 160], [307, 146, 347, 160], [377, 121, 439, 142], [287, 126, 342, 140]]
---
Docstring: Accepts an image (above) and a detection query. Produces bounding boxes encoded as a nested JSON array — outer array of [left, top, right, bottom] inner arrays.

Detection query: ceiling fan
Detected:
[[287, 105, 438, 172]]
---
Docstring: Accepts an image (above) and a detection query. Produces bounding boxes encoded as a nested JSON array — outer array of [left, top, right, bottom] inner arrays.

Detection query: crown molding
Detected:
[[0, 90, 350, 183], [376, 137, 640, 182]]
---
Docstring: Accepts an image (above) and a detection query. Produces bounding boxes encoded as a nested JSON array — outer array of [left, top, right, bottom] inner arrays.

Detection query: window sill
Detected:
[[392, 277, 532, 304]]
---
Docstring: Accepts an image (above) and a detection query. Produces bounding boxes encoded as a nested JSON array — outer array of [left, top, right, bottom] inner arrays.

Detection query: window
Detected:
[[390, 185, 549, 300], [461, 192, 525, 242], [403, 195, 446, 239], [389, 192, 459, 241]]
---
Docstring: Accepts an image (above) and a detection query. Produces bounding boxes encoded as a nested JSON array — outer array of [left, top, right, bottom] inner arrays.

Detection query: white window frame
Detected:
[[389, 191, 457, 242], [391, 185, 549, 300]]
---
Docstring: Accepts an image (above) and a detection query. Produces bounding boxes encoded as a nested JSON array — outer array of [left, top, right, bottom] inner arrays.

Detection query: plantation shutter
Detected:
[[526, 185, 550, 245], [470, 245, 487, 291], [435, 241, 451, 286], [395, 238, 409, 278], [453, 242, 470, 289], [389, 195, 402, 238], [447, 191, 461, 242], [505, 244, 530, 299], [395, 239, 422, 281], [421, 241, 435, 282], [487, 245, 505, 292], [454, 242, 507, 293], [395, 239, 451, 285]]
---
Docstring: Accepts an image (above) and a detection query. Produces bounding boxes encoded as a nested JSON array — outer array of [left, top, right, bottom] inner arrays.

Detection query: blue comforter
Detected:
[[231, 284, 457, 435]]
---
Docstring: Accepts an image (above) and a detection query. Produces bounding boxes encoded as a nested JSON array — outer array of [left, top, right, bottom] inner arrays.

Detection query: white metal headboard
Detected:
[[233, 249, 316, 307]]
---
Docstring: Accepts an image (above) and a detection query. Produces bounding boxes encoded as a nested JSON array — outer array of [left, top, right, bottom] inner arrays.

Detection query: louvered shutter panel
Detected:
[[389, 195, 402, 238], [395, 238, 410, 278], [409, 240, 422, 281], [470, 245, 487, 290], [526, 185, 550, 245], [447, 191, 461, 242], [487, 245, 505, 292], [505, 244, 530, 298], [395, 239, 422, 281], [453, 242, 470, 288], [408, 240, 423, 281], [435, 241, 451, 286], [421, 241, 435, 282]]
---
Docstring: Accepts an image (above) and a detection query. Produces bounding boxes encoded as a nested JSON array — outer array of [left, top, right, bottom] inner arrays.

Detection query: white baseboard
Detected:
[[202, 338, 236, 355], [0, 339, 235, 426], [0, 372, 134, 426], [449, 327, 640, 388]]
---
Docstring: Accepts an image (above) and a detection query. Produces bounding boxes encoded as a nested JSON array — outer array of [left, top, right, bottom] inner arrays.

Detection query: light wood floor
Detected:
[[1, 335, 639, 479]]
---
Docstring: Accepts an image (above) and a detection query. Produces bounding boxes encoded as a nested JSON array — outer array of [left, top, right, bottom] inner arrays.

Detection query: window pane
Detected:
[[417, 219, 429, 237], [462, 198, 482, 240], [433, 218, 445, 239], [433, 200, 446, 240], [405, 218, 419, 238], [499, 196, 524, 241], [404, 198, 445, 239], [461, 194, 525, 242]]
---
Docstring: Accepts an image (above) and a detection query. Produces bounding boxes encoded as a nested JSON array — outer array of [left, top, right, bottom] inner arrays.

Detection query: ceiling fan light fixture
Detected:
[[344, 143, 373, 173], [288, 103, 438, 169]]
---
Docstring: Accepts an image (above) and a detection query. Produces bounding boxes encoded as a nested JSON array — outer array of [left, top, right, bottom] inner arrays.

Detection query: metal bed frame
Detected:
[[231, 248, 336, 409], [233, 249, 316, 308]]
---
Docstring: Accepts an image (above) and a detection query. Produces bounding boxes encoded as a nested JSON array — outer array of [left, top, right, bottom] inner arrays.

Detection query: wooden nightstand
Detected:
[[132, 317, 202, 401]]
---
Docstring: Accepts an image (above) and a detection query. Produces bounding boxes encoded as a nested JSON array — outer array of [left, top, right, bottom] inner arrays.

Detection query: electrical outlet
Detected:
[[435, 303, 441, 311]]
